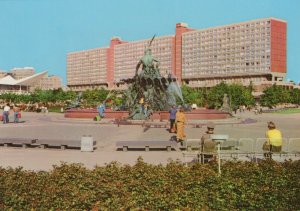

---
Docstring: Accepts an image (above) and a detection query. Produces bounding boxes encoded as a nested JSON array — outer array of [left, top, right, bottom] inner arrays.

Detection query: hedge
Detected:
[[0, 158, 299, 210]]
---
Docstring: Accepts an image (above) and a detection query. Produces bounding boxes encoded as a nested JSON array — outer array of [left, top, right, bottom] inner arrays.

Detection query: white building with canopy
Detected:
[[0, 71, 48, 94]]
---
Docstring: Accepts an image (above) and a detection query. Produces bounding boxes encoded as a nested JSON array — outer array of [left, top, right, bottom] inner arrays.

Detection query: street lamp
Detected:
[[211, 134, 229, 175]]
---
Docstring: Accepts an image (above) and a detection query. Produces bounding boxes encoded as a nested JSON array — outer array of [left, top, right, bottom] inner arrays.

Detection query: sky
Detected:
[[0, 0, 299, 85]]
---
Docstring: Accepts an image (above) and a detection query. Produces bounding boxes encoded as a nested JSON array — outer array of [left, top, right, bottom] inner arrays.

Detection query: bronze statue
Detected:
[[66, 92, 82, 110], [123, 36, 184, 120], [221, 93, 231, 113], [135, 48, 160, 78]]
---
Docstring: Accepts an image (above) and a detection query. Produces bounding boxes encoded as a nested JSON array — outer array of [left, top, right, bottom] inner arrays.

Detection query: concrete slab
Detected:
[[0, 111, 299, 171]]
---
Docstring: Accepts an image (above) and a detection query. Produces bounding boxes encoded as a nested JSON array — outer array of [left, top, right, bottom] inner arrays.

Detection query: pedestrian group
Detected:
[[2, 103, 21, 124]]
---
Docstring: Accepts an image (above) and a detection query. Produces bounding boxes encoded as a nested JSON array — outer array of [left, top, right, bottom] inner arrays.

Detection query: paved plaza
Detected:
[[0, 111, 299, 171]]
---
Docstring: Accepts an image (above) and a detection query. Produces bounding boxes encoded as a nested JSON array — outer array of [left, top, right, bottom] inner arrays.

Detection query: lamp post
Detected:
[[211, 134, 229, 175]]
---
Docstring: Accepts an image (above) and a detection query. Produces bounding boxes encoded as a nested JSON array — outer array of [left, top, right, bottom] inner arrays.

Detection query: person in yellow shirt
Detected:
[[175, 107, 186, 143], [139, 97, 144, 104], [263, 121, 282, 158], [139, 97, 145, 115]]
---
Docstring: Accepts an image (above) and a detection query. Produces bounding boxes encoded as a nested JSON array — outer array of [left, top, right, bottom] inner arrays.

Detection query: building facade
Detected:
[[0, 71, 6, 78], [0, 67, 63, 92], [32, 75, 62, 91], [67, 48, 108, 91], [67, 17, 287, 91], [182, 18, 286, 88], [10, 67, 36, 80]]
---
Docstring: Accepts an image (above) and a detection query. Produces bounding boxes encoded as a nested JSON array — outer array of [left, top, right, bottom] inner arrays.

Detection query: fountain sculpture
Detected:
[[122, 36, 183, 120], [65, 36, 231, 121]]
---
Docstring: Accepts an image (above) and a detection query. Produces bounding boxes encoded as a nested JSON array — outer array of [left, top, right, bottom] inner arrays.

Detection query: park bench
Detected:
[[142, 121, 168, 128], [181, 139, 202, 165], [36, 138, 96, 150], [114, 118, 143, 127], [183, 139, 202, 151], [0, 137, 37, 148], [116, 140, 178, 152], [0, 137, 97, 150]]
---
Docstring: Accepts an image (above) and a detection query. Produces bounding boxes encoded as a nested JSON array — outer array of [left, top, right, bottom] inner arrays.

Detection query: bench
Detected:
[[0, 137, 97, 150], [116, 140, 178, 152], [114, 118, 143, 127], [0, 137, 37, 148], [142, 122, 168, 128], [183, 139, 202, 151], [36, 139, 96, 150], [181, 139, 202, 165]]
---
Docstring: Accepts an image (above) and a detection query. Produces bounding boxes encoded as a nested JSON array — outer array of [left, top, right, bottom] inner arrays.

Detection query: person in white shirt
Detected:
[[3, 103, 10, 124]]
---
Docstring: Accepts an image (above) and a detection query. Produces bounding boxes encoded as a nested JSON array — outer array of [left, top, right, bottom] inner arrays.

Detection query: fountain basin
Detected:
[[64, 108, 230, 120]]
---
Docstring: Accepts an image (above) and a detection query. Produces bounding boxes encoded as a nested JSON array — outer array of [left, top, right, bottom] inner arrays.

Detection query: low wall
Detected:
[[64, 108, 230, 120], [64, 109, 129, 119], [153, 109, 230, 120]]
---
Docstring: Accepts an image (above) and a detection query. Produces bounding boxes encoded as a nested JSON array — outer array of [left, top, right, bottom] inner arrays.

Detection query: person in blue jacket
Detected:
[[97, 102, 106, 118]]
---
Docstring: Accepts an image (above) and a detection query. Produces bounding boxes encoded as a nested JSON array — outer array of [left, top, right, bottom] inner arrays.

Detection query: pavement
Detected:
[[0, 110, 299, 171]]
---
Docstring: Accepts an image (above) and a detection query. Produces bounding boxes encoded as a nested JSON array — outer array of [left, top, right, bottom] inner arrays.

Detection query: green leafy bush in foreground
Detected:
[[0, 159, 299, 210]]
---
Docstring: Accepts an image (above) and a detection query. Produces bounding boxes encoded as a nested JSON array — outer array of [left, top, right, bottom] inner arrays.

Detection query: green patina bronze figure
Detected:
[[66, 92, 82, 110], [221, 93, 231, 114], [123, 35, 184, 120], [135, 48, 160, 78]]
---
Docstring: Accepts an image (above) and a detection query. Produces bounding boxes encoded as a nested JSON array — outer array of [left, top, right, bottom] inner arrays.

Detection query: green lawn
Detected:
[[48, 106, 63, 113], [273, 108, 300, 114]]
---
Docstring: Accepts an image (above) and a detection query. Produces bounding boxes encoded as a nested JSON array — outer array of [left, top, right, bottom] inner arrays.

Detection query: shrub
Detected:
[[0, 159, 299, 210]]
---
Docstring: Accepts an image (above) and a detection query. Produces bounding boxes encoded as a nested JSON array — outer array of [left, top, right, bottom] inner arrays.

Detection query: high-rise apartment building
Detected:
[[182, 18, 286, 87], [10, 67, 36, 80], [66, 17, 287, 90], [67, 48, 108, 91]]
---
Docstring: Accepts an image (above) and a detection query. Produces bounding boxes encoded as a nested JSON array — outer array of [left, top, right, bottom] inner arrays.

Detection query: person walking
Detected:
[[175, 106, 186, 143], [143, 103, 149, 117], [97, 102, 106, 118], [3, 103, 10, 124], [169, 105, 177, 133], [13, 105, 20, 123]]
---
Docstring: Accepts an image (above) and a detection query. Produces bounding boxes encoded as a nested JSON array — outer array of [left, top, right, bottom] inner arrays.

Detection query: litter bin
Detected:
[[81, 135, 94, 152]]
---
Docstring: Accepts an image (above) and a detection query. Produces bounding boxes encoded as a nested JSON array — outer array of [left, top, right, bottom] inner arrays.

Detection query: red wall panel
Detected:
[[271, 20, 287, 73], [174, 23, 194, 81]]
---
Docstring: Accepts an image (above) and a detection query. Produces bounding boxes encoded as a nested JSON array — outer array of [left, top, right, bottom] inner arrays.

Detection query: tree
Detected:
[[31, 89, 54, 103], [82, 88, 109, 106], [181, 85, 205, 107], [290, 89, 300, 105], [228, 83, 255, 109], [206, 82, 254, 110], [260, 84, 291, 108], [207, 81, 229, 109]]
